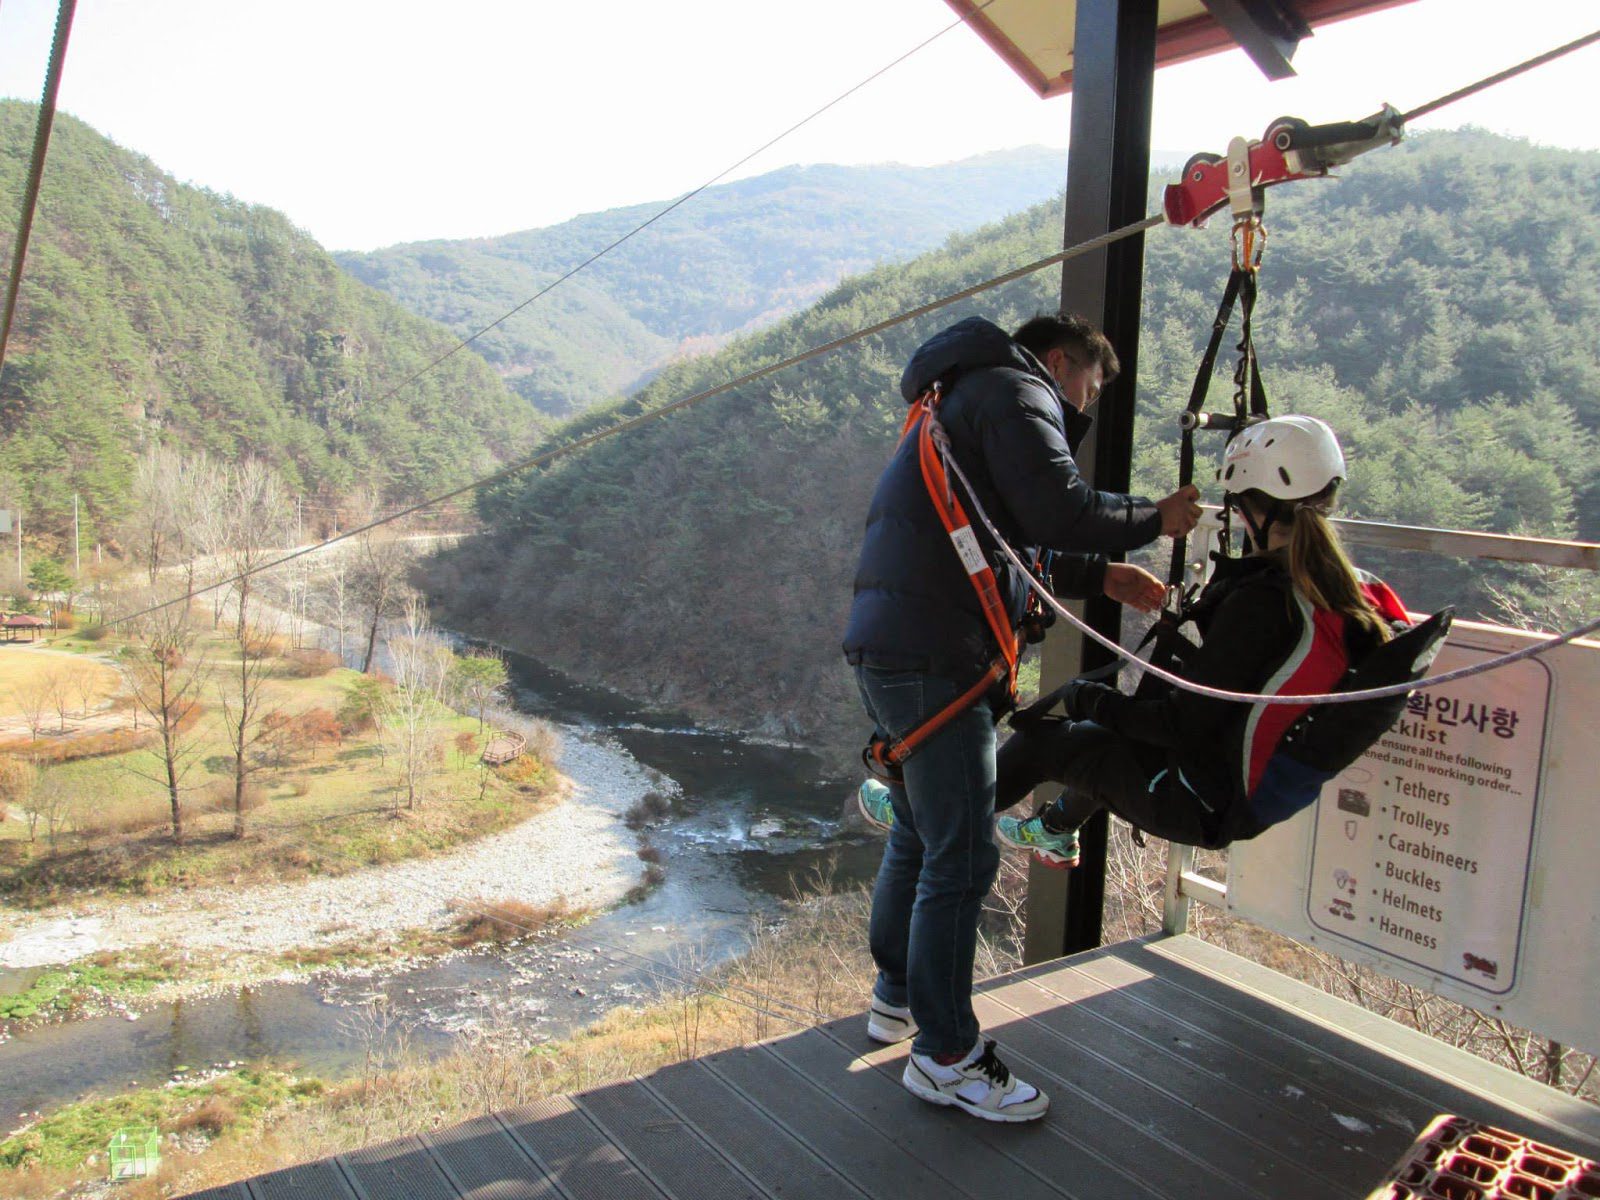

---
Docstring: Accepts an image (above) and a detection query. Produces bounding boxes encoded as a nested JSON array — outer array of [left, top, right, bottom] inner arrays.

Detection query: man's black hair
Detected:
[[1011, 312, 1120, 383]]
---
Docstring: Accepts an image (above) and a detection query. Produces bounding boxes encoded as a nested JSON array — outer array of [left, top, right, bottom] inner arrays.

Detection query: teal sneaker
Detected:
[[996, 812, 1080, 869], [857, 779, 896, 833]]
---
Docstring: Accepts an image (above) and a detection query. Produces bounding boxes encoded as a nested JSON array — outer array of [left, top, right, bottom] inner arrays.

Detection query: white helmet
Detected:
[[1220, 414, 1346, 502]]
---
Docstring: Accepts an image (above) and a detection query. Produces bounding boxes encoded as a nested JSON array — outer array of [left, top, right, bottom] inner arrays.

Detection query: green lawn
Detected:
[[0, 630, 558, 904]]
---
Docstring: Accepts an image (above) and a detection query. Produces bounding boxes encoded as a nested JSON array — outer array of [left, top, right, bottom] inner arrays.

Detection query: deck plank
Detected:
[[342, 1136, 458, 1200], [498, 1094, 668, 1200], [424, 1115, 564, 1200], [815, 1023, 1170, 1200], [986, 969, 1387, 1183], [244, 1158, 357, 1200], [1140, 936, 1600, 1156], [701, 1037, 967, 1200], [643, 1059, 869, 1200], [764, 1019, 1070, 1200], [968, 984, 1336, 1200], [575, 1076, 768, 1200]]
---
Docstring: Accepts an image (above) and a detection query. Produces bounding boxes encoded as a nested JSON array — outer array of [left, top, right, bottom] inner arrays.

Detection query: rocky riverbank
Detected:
[[0, 727, 659, 1001]]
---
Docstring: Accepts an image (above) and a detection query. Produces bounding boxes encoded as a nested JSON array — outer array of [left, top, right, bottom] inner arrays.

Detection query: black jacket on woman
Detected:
[[842, 317, 1161, 682], [1061, 554, 1403, 846]]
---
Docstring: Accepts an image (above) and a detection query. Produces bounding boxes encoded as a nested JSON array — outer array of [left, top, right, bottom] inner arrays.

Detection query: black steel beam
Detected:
[[1024, 0, 1158, 966], [1199, 0, 1312, 80]]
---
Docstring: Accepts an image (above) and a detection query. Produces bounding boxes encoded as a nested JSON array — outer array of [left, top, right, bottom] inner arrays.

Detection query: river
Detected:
[[0, 647, 881, 1120]]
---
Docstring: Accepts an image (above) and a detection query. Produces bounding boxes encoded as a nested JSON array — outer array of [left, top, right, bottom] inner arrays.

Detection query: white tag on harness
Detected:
[[949, 525, 988, 576]]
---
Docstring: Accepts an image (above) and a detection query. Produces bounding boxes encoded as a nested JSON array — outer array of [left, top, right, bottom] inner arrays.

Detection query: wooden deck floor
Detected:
[[182, 934, 1600, 1200]]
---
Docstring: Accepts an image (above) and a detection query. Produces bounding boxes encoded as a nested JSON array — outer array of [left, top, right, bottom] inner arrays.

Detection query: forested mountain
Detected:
[[336, 149, 1068, 416], [420, 132, 1600, 756], [0, 102, 538, 555]]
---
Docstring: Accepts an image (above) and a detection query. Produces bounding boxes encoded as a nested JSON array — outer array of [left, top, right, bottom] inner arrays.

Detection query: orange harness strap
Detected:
[[864, 386, 1022, 781]]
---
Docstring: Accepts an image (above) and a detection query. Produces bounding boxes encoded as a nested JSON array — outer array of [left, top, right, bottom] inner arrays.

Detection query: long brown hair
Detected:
[[1244, 486, 1391, 643]]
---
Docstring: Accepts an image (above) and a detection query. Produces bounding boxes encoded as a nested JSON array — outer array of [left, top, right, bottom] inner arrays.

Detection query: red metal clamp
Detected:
[[1164, 105, 1405, 228]]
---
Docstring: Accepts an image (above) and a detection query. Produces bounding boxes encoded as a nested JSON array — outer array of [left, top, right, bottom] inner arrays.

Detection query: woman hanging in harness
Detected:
[[995, 414, 1450, 867]]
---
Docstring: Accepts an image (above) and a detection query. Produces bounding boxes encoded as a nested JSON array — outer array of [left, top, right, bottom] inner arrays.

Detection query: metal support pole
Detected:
[[1023, 0, 1158, 966]]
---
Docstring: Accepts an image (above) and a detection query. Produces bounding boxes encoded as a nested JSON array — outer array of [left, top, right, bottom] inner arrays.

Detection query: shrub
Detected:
[[241, 631, 287, 660], [78, 623, 110, 642], [202, 779, 268, 814], [0, 755, 38, 807], [623, 790, 672, 830], [292, 708, 342, 750], [448, 896, 570, 946], [337, 675, 389, 734], [281, 647, 340, 677], [169, 1095, 238, 1137], [636, 842, 662, 864], [0, 725, 161, 763], [52, 611, 75, 632]]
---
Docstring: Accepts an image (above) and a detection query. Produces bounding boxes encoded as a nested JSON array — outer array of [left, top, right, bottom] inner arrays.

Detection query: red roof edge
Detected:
[[946, 0, 1419, 99]]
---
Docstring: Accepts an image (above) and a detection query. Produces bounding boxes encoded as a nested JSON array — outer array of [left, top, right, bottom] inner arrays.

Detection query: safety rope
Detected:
[[0, 0, 77, 377], [103, 214, 1166, 631], [937, 444, 1600, 707]]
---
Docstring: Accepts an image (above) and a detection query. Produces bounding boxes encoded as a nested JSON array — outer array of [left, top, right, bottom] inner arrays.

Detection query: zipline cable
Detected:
[[1401, 27, 1600, 125], [96, 28, 1600, 631], [103, 214, 1166, 631], [939, 444, 1600, 706], [0, 0, 78, 377], [102, 29, 1600, 661], [353, 0, 999, 420]]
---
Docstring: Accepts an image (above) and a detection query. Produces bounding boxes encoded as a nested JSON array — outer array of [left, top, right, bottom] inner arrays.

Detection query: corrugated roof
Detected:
[[945, 0, 1419, 97]]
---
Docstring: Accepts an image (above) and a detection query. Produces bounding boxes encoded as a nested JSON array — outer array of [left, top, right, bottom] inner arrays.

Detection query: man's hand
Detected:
[[1103, 562, 1164, 614], [1157, 484, 1203, 537]]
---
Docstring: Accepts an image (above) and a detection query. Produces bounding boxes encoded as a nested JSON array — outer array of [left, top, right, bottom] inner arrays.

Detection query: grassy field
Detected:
[[0, 625, 561, 905], [0, 644, 122, 722]]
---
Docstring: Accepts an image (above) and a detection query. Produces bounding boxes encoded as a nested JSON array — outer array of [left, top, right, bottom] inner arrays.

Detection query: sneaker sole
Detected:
[[856, 795, 893, 833], [867, 1004, 916, 1044], [866, 1019, 915, 1044], [1032, 849, 1081, 870], [902, 1072, 1050, 1123]]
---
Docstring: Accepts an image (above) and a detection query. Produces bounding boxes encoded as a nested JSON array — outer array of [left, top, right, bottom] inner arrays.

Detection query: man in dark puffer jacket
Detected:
[[841, 312, 1201, 1121]]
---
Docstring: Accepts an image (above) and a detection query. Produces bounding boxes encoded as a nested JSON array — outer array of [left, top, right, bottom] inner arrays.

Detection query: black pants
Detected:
[[994, 718, 1220, 847]]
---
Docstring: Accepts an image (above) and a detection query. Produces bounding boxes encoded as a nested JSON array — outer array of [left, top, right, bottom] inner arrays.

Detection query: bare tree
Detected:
[[28, 772, 78, 850], [10, 677, 52, 742], [220, 459, 292, 644], [44, 665, 72, 733], [221, 612, 280, 839], [381, 596, 451, 811], [69, 662, 99, 717], [124, 445, 188, 584], [324, 552, 351, 664], [351, 511, 414, 675], [123, 593, 211, 844]]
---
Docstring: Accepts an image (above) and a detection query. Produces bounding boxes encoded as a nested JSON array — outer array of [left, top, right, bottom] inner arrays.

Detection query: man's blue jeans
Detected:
[[854, 663, 1000, 1059]]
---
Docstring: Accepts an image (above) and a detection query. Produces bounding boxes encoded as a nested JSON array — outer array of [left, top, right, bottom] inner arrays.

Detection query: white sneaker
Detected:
[[866, 999, 917, 1044], [902, 1039, 1049, 1123]]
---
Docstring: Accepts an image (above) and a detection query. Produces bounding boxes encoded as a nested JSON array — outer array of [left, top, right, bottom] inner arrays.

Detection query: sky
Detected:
[[0, 0, 1596, 251]]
